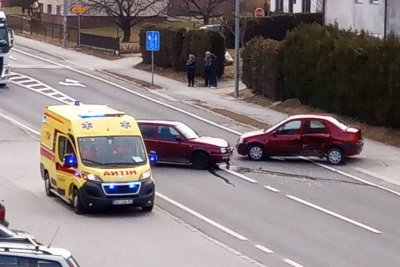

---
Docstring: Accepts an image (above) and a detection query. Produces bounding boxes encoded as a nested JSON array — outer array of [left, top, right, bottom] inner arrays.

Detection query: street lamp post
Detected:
[[63, 0, 67, 48], [234, 0, 240, 98]]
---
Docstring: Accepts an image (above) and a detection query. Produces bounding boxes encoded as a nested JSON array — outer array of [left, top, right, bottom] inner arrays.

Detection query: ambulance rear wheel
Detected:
[[72, 188, 84, 214], [44, 172, 54, 197]]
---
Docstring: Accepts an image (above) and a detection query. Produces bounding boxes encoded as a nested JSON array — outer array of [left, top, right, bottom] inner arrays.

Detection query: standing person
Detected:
[[203, 51, 212, 87], [209, 53, 218, 88], [186, 54, 196, 87]]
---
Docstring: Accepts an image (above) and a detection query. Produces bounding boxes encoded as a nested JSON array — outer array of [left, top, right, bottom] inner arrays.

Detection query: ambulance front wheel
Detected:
[[73, 188, 84, 214], [44, 172, 54, 197], [142, 203, 154, 212]]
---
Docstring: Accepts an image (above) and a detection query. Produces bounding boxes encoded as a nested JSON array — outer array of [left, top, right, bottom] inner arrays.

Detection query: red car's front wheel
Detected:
[[248, 144, 264, 161]]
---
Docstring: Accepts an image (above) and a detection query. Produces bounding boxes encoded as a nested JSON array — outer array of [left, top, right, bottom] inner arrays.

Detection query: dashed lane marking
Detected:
[[287, 195, 382, 234], [283, 258, 304, 267], [156, 192, 249, 241], [255, 244, 274, 254], [264, 186, 280, 193]]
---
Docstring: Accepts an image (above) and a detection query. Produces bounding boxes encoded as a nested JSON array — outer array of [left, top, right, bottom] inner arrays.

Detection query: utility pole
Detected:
[[234, 0, 240, 98], [63, 0, 67, 48]]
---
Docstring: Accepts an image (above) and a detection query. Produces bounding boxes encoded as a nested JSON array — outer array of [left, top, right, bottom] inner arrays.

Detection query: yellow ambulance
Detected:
[[40, 102, 157, 214]]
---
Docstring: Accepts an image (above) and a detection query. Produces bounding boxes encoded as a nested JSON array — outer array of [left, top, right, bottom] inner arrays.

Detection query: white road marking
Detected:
[[13, 48, 400, 197], [156, 192, 248, 241], [0, 113, 40, 135], [353, 167, 400, 186], [10, 56, 17, 60], [298, 156, 400, 197], [255, 244, 274, 254], [283, 258, 304, 267], [264, 186, 280, 193], [220, 166, 258, 183], [286, 195, 382, 234], [58, 78, 86, 87]]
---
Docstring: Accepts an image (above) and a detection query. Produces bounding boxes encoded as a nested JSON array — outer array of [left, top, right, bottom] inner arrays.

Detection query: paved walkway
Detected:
[[12, 35, 400, 187]]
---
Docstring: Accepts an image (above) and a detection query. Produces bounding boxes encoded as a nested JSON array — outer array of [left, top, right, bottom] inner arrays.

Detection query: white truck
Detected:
[[0, 11, 14, 87]]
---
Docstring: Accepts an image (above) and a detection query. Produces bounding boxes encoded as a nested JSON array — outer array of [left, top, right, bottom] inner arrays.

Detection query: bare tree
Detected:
[[182, 0, 230, 25], [75, 0, 168, 42]]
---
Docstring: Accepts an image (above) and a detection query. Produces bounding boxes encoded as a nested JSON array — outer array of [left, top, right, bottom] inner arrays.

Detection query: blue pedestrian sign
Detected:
[[146, 31, 160, 51]]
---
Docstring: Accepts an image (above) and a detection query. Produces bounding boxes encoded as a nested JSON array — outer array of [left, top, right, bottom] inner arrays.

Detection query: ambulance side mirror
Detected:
[[148, 151, 157, 166], [64, 154, 77, 168]]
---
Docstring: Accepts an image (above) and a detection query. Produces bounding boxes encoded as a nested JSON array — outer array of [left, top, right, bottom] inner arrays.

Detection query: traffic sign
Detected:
[[146, 31, 160, 52], [70, 6, 87, 14], [254, 7, 265, 17]]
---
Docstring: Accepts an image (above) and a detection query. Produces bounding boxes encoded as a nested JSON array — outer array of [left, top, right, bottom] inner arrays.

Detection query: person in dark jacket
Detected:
[[203, 51, 212, 87], [186, 54, 196, 87], [209, 53, 218, 88]]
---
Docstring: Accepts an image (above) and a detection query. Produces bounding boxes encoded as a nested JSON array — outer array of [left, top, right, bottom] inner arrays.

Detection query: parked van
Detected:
[[40, 102, 157, 214]]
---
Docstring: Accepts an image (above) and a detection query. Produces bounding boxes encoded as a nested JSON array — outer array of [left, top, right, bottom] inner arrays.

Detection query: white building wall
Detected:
[[325, 0, 385, 37], [388, 0, 400, 36], [293, 0, 302, 13]]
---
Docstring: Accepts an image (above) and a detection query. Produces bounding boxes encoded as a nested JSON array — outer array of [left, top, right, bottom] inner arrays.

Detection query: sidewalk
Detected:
[[12, 35, 400, 188]]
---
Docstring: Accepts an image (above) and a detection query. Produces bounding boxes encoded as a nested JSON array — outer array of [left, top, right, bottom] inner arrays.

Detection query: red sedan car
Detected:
[[236, 114, 363, 165], [137, 120, 233, 169]]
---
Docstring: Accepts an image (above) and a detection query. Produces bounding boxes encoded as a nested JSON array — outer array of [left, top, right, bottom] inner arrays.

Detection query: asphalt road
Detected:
[[0, 46, 400, 267]]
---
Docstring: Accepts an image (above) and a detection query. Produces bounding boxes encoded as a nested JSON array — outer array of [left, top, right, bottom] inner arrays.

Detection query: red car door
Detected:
[[301, 119, 330, 156], [139, 124, 159, 157], [266, 119, 303, 156], [155, 125, 191, 163]]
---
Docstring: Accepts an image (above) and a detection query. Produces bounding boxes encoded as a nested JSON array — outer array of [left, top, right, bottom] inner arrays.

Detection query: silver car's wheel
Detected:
[[248, 144, 264, 161], [327, 148, 344, 165]]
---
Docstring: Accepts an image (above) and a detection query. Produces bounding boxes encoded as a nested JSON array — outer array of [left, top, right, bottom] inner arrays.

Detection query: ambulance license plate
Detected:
[[112, 199, 133, 205]]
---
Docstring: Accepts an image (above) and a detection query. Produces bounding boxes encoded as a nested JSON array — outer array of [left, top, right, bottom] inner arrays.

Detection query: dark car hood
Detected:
[[192, 136, 229, 147]]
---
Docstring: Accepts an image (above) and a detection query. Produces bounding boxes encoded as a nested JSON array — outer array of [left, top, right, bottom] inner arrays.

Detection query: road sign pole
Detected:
[[63, 0, 67, 48], [151, 51, 154, 86], [234, 0, 240, 98], [78, 14, 81, 47]]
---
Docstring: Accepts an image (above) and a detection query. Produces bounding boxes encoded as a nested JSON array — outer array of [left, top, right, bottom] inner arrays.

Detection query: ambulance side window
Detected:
[[58, 136, 75, 161]]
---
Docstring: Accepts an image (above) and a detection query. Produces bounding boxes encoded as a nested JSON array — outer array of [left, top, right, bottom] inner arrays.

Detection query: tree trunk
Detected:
[[119, 18, 132, 42], [122, 27, 131, 42], [203, 15, 210, 25]]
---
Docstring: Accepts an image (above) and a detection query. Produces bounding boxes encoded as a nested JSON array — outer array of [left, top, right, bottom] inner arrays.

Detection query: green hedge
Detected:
[[140, 28, 225, 77], [224, 13, 323, 48], [139, 27, 185, 69], [242, 37, 283, 100], [282, 24, 400, 128]]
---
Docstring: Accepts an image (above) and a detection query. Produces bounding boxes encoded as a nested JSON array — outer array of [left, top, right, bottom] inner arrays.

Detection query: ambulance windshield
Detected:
[[78, 136, 147, 166]]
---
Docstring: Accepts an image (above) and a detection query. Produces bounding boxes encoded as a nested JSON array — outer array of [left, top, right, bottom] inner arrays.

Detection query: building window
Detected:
[[370, 0, 378, 4], [56, 5, 61, 15], [355, 0, 363, 3], [47, 4, 52, 14]]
